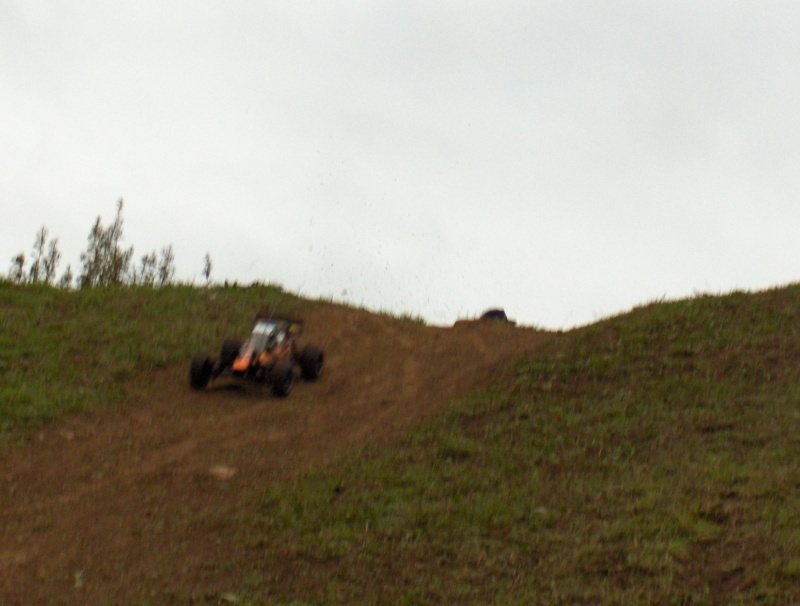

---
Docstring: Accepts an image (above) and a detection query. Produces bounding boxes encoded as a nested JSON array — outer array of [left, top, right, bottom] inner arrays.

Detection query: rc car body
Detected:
[[189, 312, 324, 396]]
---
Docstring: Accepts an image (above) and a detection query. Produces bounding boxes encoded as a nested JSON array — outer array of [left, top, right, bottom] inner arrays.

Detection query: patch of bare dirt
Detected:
[[0, 305, 548, 604]]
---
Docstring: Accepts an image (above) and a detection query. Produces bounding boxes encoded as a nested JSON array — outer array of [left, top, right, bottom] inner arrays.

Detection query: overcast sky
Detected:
[[3, 2, 800, 328]]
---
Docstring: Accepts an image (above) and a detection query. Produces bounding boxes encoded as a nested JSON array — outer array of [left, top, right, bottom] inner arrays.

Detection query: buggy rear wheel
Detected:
[[189, 354, 213, 390], [271, 361, 295, 397], [299, 344, 324, 381], [219, 339, 242, 368]]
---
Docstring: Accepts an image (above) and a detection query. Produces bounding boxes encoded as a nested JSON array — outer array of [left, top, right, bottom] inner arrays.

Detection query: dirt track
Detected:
[[0, 305, 548, 604]]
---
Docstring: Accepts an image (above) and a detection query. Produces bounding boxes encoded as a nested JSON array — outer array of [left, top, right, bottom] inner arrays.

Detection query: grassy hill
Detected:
[[0, 281, 295, 437], [2, 282, 800, 603], [249, 286, 800, 604]]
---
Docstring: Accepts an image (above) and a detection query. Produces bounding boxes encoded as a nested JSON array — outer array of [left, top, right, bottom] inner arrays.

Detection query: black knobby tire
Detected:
[[271, 361, 295, 397], [189, 354, 213, 390], [219, 339, 243, 368], [299, 344, 324, 381]]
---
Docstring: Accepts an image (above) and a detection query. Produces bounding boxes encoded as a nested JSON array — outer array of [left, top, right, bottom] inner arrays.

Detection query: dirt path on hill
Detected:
[[0, 305, 549, 605]]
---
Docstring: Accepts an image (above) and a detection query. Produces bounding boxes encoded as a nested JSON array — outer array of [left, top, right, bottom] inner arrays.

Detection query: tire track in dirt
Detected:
[[0, 305, 549, 604]]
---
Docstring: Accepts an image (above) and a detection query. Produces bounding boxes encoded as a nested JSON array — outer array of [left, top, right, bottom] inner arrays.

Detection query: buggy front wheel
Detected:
[[271, 362, 295, 397], [190, 354, 213, 390]]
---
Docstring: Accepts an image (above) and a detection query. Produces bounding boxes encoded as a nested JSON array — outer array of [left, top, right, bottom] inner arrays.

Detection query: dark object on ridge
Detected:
[[480, 308, 511, 322]]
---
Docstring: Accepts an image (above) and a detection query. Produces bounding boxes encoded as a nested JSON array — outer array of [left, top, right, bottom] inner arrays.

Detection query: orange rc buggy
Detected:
[[189, 312, 324, 396]]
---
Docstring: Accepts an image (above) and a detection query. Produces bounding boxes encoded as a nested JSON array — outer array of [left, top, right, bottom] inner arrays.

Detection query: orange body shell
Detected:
[[231, 350, 253, 373], [231, 343, 291, 373]]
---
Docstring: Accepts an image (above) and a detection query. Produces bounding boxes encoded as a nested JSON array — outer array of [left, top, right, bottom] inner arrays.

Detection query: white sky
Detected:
[[3, 2, 800, 328]]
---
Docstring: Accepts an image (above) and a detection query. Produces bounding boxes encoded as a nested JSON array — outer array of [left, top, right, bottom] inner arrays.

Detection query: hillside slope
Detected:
[[3, 284, 800, 604], [0, 294, 546, 604]]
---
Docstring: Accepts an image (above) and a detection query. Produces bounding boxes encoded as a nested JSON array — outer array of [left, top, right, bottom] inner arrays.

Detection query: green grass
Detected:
[[0, 281, 294, 437], [244, 286, 800, 604]]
